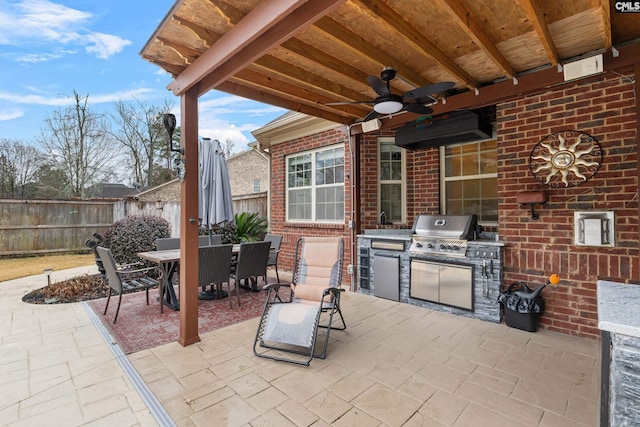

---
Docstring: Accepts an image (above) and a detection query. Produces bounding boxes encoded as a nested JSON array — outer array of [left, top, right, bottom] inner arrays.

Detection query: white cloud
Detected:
[[0, 0, 130, 60], [0, 88, 154, 106], [85, 32, 131, 59], [0, 108, 24, 121], [14, 52, 63, 63]]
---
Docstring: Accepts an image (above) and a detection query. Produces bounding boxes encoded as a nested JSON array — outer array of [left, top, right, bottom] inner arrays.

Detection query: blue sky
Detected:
[[0, 0, 285, 150]]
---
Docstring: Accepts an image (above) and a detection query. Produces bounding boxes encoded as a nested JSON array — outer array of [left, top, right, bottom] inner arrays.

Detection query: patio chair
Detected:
[[230, 241, 271, 299], [263, 234, 282, 283], [96, 246, 160, 323], [198, 244, 234, 305], [253, 236, 346, 366], [156, 237, 180, 251]]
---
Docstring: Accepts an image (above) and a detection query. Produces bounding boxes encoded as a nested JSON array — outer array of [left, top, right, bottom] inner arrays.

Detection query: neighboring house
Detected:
[[125, 142, 271, 236], [89, 183, 138, 199], [254, 71, 638, 341], [227, 142, 269, 218], [132, 179, 180, 203]]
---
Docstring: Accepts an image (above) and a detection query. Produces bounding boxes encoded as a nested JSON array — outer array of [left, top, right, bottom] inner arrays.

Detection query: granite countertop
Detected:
[[597, 280, 640, 338]]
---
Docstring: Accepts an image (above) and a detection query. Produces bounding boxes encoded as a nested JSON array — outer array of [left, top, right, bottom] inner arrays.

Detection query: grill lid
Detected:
[[411, 214, 477, 240]]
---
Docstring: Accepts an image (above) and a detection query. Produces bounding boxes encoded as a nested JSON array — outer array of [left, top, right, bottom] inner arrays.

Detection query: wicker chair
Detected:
[[97, 246, 160, 323]]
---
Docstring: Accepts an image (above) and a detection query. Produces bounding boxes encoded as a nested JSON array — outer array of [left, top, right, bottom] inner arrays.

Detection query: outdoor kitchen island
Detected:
[[357, 223, 504, 323]]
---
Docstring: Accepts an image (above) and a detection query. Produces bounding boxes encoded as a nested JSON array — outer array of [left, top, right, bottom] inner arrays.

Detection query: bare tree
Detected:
[[40, 91, 116, 198], [0, 138, 43, 198], [221, 138, 235, 157], [111, 98, 173, 187]]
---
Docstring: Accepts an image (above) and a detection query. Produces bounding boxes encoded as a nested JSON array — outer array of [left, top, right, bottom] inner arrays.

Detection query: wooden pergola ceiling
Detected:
[[141, 0, 640, 125]]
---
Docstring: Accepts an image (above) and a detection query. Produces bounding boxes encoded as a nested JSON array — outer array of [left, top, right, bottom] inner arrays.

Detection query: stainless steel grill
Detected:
[[409, 214, 477, 258]]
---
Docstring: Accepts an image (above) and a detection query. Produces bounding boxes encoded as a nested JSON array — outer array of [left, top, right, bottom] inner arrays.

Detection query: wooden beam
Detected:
[[600, 0, 613, 52], [252, 56, 372, 103], [217, 80, 352, 124], [233, 68, 368, 117], [168, 0, 346, 96], [281, 38, 377, 93], [521, 0, 559, 67], [314, 16, 433, 88], [157, 36, 201, 64], [208, 0, 245, 26], [355, 0, 480, 90], [173, 15, 219, 48], [206, 1, 369, 111], [352, 42, 640, 134], [441, 0, 516, 80], [178, 87, 201, 347]]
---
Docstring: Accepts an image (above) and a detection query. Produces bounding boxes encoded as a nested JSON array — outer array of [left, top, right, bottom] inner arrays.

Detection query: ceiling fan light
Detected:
[[374, 99, 403, 114]]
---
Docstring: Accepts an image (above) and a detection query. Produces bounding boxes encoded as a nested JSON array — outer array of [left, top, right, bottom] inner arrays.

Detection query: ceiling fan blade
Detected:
[[367, 75, 390, 96], [362, 110, 379, 122], [403, 81, 455, 100], [405, 103, 434, 114]]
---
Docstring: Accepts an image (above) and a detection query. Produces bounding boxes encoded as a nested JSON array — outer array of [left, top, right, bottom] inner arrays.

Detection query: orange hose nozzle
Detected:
[[549, 274, 561, 286]]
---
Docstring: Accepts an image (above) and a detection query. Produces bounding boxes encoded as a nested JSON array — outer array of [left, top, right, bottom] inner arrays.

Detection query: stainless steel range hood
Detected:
[[395, 110, 492, 150]]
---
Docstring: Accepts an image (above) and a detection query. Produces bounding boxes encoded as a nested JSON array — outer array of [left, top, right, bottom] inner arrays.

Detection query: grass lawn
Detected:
[[0, 253, 95, 282]]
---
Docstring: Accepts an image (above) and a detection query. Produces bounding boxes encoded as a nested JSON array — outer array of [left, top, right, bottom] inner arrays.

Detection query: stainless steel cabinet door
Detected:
[[410, 260, 439, 302], [439, 263, 473, 310], [373, 255, 400, 301]]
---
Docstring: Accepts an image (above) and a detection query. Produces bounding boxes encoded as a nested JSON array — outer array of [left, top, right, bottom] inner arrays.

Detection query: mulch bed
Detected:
[[22, 274, 110, 304]]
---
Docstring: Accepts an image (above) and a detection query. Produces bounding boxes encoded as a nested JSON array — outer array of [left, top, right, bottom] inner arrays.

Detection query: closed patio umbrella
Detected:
[[198, 138, 234, 299], [198, 137, 234, 232]]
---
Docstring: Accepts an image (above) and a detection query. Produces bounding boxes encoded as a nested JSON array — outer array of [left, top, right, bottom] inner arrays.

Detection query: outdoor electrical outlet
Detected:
[[347, 264, 355, 275]]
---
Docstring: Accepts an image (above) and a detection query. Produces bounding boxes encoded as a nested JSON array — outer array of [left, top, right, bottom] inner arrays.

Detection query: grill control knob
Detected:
[[427, 243, 434, 249], [415, 242, 423, 248], [439, 244, 447, 250], [452, 245, 460, 251]]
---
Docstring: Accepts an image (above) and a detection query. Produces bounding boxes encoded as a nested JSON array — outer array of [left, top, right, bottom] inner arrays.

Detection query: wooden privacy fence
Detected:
[[0, 199, 115, 256], [0, 193, 268, 256]]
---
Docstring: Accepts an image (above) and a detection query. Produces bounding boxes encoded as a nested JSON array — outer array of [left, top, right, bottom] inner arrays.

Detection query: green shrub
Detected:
[[234, 212, 267, 242], [103, 215, 170, 265], [210, 221, 238, 244]]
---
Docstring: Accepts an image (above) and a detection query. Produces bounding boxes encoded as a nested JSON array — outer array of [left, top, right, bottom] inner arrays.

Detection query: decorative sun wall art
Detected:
[[529, 130, 603, 187]]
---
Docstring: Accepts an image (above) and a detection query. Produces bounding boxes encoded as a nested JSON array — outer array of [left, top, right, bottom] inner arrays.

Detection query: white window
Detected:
[[441, 139, 498, 225], [378, 137, 405, 224], [253, 179, 260, 193], [286, 145, 345, 222]]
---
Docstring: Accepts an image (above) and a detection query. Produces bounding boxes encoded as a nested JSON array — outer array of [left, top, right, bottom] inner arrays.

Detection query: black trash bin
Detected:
[[498, 282, 546, 332]]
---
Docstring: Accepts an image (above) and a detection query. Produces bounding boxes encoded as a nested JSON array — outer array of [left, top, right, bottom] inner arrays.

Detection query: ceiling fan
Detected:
[[327, 67, 455, 121]]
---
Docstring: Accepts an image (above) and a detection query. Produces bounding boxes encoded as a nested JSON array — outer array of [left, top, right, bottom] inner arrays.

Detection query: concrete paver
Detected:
[[1, 266, 601, 426]]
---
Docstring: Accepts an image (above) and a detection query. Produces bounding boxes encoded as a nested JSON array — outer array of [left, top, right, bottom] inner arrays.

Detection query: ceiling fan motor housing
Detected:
[[380, 67, 397, 82]]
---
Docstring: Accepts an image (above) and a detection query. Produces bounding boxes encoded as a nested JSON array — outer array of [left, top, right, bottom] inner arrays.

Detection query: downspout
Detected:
[[347, 123, 357, 291]]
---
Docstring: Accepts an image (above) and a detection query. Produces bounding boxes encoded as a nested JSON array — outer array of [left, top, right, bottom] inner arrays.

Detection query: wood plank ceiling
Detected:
[[140, 0, 640, 126]]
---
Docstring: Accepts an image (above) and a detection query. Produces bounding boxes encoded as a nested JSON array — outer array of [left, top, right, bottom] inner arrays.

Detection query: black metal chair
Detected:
[[253, 237, 345, 366], [198, 244, 234, 305], [156, 237, 180, 251], [96, 246, 160, 323], [230, 241, 271, 298], [263, 234, 282, 283]]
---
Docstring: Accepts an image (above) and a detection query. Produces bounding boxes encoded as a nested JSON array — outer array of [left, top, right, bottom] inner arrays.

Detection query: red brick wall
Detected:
[[269, 127, 353, 285], [356, 73, 637, 339], [359, 130, 441, 230], [498, 73, 638, 338]]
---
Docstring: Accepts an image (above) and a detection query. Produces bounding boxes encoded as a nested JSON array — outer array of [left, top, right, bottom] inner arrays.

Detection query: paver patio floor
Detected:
[[1, 266, 600, 426]]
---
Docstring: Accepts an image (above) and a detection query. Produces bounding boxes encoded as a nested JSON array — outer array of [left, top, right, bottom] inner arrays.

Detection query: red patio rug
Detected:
[[87, 282, 269, 354]]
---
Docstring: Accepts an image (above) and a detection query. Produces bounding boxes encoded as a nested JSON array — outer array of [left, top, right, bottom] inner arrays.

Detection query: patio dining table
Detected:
[[137, 245, 241, 311]]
